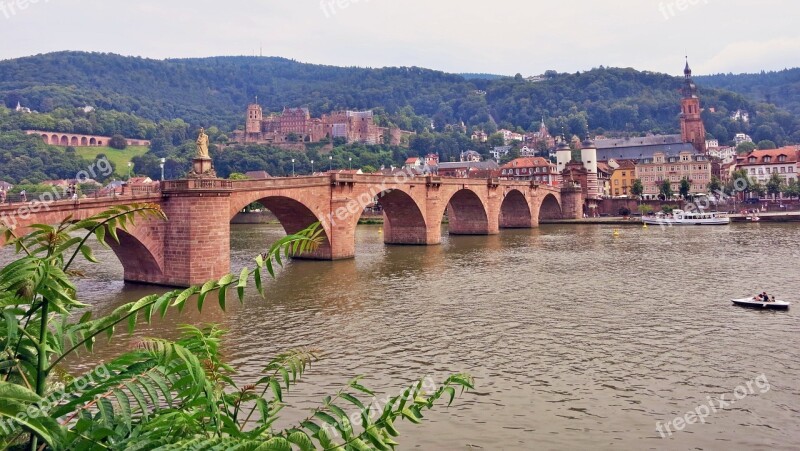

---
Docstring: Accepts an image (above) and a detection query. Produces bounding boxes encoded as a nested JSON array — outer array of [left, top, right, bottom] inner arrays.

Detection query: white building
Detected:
[[707, 146, 737, 164], [497, 129, 524, 145], [731, 110, 750, 122], [735, 147, 799, 185], [734, 133, 753, 146], [490, 146, 511, 161]]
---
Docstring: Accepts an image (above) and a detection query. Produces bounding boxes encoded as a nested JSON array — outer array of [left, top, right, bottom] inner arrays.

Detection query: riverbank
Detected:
[[544, 212, 800, 224], [541, 217, 642, 225], [233, 211, 800, 227]]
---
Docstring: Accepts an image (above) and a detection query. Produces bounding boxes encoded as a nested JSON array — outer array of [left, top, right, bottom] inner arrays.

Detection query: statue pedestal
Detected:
[[188, 157, 217, 179]]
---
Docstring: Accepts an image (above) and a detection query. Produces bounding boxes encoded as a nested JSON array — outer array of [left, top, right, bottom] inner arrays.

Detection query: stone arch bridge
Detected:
[[0, 174, 583, 287]]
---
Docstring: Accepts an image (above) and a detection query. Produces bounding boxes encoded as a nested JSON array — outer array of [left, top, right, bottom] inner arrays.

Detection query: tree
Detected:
[[766, 173, 784, 198], [0, 207, 474, 449], [228, 172, 249, 180], [487, 133, 505, 147], [631, 178, 644, 199], [757, 140, 777, 150], [659, 179, 673, 200], [707, 175, 722, 193], [750, 178, 766, 198], [735, 142, 757, 154], [784, 179, 799, 199], [108, 134, 128, 150], [679, 177, 691, 199]]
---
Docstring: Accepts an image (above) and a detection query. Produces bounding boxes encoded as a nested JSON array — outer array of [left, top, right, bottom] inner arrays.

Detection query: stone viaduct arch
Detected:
[[26, 131, 149, 147]]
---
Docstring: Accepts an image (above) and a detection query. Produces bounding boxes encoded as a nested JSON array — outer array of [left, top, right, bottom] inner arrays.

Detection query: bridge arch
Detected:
[[41, 134, 49, 144], [106, 228, 165, 283], [80, 136, 88, 146], [89, 137, 97, 145], [354, 188, 428, 245], [500, 189, 533, 228], [70, 136, 79, 146], [230, 194, 333, 259], [538, 193, 563, 221], [444, 188, 490, 235], [59, 135, 68, 146], [51, 134, 59, 145]]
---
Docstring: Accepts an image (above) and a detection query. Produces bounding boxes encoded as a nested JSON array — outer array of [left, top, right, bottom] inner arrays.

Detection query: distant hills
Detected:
[[0, 52, 798, 145], [697, 68, 800, 117]]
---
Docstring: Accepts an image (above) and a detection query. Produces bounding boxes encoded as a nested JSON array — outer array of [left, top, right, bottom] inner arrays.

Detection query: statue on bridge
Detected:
[[188, 127, 217, 178], [196, 128, 210, 159]]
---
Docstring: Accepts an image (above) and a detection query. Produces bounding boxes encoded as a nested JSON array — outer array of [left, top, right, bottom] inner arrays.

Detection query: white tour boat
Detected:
[[641, 210, 730, 226]]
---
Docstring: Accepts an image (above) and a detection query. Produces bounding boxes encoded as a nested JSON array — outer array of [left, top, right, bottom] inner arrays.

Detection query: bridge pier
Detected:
[[559, 186, 585, 220], [160, 181, 232, 287]]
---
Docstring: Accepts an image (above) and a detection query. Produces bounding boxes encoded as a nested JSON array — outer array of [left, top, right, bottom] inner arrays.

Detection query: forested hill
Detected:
[[0, 52, 798, 144], [697, 68, 800, 117]]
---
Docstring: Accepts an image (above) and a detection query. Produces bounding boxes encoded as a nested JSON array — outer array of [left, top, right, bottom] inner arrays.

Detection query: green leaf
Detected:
[[94, 224, 107, 247], [0, 380, 42, 403], [172, 286, 200, 312], [314, 411, 339, 427], [340, 393, 365, 410], [3, 309, 20, 346], [384, 416, 400, 437], [443, 386, 457, 406], [287, 430, 315, 451], [79, 244, 99, 263], [112, 388, 132, 427], [254, 266, 264, 296], [269, 377, 282, 402], [154, 290, 178, 319], [130, 294, 160, 312], [198, 280, 217, 312], [0, 401, 63, 448], [256, 437, 292, 451]]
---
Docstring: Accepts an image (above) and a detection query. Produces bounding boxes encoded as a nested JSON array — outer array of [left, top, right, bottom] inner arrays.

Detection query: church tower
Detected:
[[680, 59, 707, 153]]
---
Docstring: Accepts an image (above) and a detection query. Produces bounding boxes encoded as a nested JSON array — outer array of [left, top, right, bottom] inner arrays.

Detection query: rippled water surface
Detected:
[[4, 223, 800, 450]]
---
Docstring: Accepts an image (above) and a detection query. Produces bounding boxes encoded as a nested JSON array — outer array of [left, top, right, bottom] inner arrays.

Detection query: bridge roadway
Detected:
[[0, 174, 582, 287]]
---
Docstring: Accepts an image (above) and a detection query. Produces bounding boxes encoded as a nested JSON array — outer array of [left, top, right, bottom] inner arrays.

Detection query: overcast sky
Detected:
[[1, 0, 797, 75]]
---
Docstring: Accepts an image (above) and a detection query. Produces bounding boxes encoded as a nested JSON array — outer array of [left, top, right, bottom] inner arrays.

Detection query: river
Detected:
[[4, 223, 800, 450]]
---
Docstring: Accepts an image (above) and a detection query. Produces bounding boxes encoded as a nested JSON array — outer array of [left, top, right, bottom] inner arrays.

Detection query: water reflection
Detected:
[[1, 222, 799, 449]]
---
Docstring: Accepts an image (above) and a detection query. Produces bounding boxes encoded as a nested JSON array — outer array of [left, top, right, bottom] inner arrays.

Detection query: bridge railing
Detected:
[[0, 185, 161, 207], [230, 176, 330, 190], [162, 179, 233, 192]]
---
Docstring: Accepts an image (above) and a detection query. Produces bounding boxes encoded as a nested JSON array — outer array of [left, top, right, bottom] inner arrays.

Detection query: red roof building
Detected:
[[499, 157, 558, 185], [735, 146, 799, 184]]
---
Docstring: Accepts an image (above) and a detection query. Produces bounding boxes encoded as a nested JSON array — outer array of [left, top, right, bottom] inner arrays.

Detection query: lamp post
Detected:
[[329, 155, 333, 172], [311, 160, 315, 174], [160, 158, 166, 181], [349, 157, 352, 171], [127, 162, 132, 180], [291, 158, 295, 177]]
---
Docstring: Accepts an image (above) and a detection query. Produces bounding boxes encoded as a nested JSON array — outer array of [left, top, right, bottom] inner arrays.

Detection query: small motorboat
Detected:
[[732, 298, 791, 310]]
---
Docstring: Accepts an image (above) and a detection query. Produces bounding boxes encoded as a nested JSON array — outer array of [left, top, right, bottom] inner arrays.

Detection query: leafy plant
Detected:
[[0, 204, 473, 449]]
